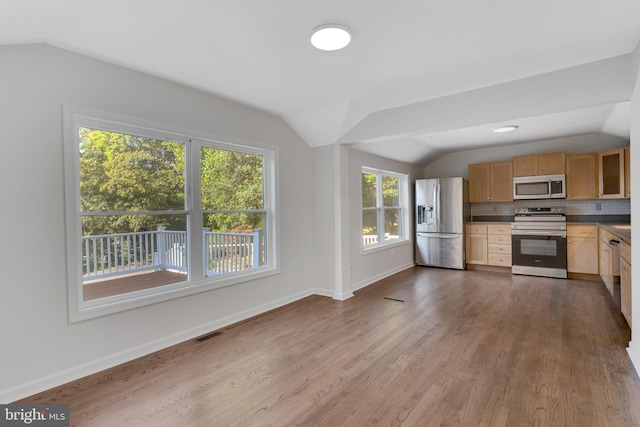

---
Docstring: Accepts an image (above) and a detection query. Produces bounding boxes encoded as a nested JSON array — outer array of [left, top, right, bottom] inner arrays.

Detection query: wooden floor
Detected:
[[83, 270, 187, 301], [18, 267, 640, 426]]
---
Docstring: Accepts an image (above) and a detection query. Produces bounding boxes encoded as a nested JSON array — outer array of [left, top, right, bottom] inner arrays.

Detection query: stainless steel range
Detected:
[[511, 207, 567, 279]]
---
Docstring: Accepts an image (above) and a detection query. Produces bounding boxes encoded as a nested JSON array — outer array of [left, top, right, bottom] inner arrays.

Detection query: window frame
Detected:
[[361, 167, 409, 251], [64, 105, 279, 322]]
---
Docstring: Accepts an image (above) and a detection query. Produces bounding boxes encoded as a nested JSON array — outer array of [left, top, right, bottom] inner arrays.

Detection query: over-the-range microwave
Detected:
[[513, 174, 566, 200]]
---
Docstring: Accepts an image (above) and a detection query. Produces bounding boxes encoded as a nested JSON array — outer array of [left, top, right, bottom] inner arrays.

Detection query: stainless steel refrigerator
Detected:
[[415, 177, 467, 269]]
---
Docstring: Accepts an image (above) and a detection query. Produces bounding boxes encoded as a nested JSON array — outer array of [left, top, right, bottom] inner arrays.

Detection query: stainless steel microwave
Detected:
[[513, 174, 566, 200]]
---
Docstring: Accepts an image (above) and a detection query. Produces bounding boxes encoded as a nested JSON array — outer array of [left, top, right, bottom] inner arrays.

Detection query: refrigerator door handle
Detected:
[[437, 182, 442, 230], [417, 233, 461, 238], [433, 182, 439, 230]]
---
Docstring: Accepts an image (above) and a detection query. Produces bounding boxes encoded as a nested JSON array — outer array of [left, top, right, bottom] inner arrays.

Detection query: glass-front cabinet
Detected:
[[598, 147, 625, 199]]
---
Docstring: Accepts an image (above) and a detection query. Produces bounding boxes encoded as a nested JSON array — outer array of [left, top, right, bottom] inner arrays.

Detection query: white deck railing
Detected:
[[204, 229, 263, 275], [82, 227, 263, 281], [362, 233, 399, 246]]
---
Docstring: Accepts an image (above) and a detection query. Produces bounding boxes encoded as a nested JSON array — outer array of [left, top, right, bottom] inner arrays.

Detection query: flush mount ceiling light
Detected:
[[493, 125, 519, 133], [310, 24, 351, 51]]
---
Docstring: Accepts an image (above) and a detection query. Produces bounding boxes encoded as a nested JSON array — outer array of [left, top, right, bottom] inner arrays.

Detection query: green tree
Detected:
[[201, 147, 264, 232], [79, 128, 185, 235], [78, 128, 265, 236]]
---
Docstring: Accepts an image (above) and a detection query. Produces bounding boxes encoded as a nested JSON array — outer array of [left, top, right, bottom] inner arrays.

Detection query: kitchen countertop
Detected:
[[599, 224, 631, 244], [467, 221, 512, 224]]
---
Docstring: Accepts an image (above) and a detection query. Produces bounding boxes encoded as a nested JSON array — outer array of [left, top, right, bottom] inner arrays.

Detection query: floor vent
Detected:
[[195, 331, 223, 343], [383, 297, 405, 303]]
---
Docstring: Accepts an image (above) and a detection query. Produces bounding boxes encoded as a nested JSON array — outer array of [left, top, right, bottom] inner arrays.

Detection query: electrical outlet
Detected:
[[595, 203, 601, 211]]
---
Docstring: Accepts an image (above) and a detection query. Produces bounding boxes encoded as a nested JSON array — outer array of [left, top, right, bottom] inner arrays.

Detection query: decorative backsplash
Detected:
[[471, 198, 630, 218]]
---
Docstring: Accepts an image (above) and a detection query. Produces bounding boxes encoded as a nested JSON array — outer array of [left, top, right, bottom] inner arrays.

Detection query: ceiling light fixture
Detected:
[[310, 24, 351, 51], [493, 125, 519, 133]]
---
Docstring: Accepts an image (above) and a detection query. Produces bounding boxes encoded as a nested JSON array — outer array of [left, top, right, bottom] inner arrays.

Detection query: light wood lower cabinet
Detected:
[[621, 240, 632, 328], [598, 227, 620, 297], [487, 224, 511, 267], [566, 225, 598, 274], [466, 224, 511, 267], [466, 224, 488, 265]]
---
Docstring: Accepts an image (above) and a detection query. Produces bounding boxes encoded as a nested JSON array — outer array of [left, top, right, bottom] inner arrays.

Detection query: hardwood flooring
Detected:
[[83, 270, 187, 301], [17, 267, 640, 426]]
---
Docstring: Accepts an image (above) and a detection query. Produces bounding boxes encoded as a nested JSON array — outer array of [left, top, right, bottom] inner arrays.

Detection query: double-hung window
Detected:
[[64, 106, 277, 321], [361, 167, 408, 249]]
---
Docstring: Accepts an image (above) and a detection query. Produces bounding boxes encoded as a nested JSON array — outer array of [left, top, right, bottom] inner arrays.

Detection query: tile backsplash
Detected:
[[471, 198, 630, 217]]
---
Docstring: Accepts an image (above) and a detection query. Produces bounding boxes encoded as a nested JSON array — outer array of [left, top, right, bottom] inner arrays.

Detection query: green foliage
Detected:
[[362, 173, 377, 209], [79, 128, 264, 236], [362, 172, 400, 235], [201, 147, 264, 232]]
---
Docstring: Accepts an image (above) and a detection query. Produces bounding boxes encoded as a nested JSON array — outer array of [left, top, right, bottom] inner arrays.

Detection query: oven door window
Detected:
[[512, 235, 567, 269], [521, 239, 557, 256]]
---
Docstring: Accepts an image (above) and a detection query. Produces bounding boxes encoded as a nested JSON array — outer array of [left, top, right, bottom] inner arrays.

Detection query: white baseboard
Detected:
[[351, 262, 415, 292], [0, 289, 315, 404], [333, 290, 355, 300], [627, 340, 640, 376], [312, 288, 335, 298]]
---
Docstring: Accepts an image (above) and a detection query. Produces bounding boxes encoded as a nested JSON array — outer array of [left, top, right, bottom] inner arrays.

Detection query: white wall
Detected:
[[311, 145, 336, 296], [628, 42, 640, 374], [424, 133, 629, 178], [348, 149, 423, 291], [0, 44, 315, 402]]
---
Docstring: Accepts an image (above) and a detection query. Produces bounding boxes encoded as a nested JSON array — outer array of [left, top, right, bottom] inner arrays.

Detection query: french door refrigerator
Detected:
[[415, 177, 467, 269]]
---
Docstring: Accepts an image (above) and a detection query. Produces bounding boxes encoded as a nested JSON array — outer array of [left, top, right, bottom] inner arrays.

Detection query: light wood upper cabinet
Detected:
[[598, 148, 625, 199], [512, 155, 537, 177], [513, 152, 565, 177], [490, 161, 513, 202], [566, 153, 597, 200], [468, 161, 513, 203], [468, 163, 490, 203], [625, 146, 630, 198]]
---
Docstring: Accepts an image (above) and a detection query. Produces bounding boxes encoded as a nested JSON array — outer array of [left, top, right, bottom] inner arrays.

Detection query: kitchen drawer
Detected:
[[621, 241, 631, 264], [488, 252, 511, 267], [488, 243, 511, 254], [467, 224, 488, 234], [567, 225, 597, 238], [488, 234, 511, 245], [487, 224, 511, 235]]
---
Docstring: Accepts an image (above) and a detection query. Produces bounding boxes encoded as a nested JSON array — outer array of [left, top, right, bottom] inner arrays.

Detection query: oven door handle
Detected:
[[511, 230, 567, 237]]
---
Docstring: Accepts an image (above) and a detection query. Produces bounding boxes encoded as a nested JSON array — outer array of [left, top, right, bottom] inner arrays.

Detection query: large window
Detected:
[[361, 167, 408, 249], [64, 106, 277, 321]]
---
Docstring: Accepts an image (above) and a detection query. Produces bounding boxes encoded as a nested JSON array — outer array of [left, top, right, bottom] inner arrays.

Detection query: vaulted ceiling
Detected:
[[2, 0, 639, 165]]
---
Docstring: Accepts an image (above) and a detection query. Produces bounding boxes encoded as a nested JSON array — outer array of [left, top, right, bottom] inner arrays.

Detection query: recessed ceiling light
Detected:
[[310, 24, 351, 51], [493, 125, 519, 133]]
